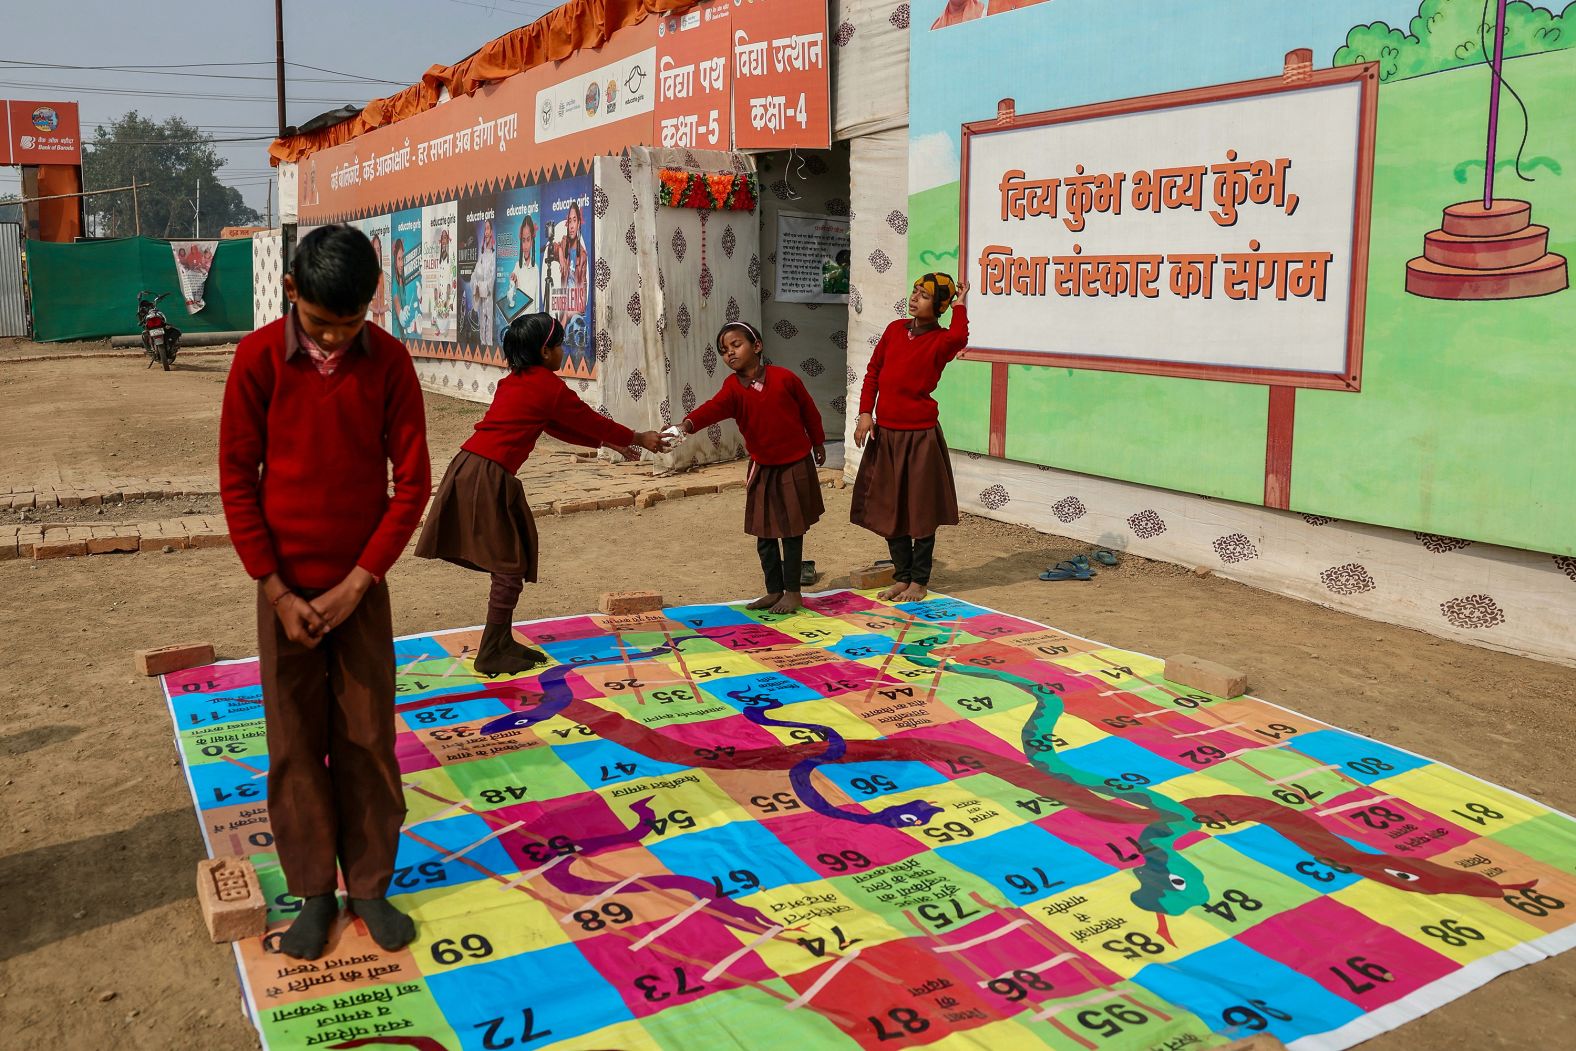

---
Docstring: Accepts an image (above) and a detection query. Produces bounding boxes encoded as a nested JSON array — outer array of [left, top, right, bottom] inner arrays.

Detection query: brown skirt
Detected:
[[744, 455, 825, 539], [849, 424, 960, 539], [415, 449, 539, 580]]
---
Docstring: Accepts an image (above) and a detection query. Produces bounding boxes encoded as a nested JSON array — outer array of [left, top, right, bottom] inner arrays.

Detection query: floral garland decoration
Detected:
[[657, 168, 758, 212]]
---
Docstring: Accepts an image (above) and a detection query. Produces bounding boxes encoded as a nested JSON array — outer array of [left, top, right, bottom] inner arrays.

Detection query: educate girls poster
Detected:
[[389, 209, 424, 343], [358, 214, 393, 331], [494, 185, 544, 334], [542, 174, 596, 379], [421, 201, 458, 343], [458, 193, 500, 349]]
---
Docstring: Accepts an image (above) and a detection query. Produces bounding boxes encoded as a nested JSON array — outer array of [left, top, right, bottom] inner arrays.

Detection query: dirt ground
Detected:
[[1, 349, 1574, 1050]]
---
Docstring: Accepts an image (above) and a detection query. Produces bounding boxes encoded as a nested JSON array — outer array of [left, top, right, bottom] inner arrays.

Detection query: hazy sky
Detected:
[[1, 0, 560, 220]]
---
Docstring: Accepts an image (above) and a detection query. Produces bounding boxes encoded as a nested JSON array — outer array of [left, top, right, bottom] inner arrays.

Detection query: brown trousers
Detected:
[[257, 580, 405, 899]]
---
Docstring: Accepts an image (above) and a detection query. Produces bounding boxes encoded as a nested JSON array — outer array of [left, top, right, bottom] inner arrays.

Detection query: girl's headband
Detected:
[[716, 320, 763, 351]]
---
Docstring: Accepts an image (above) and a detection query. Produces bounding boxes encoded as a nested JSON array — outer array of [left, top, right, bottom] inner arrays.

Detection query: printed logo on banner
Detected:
[[30, 106, 58, 132], [535, 49, 656, 144]]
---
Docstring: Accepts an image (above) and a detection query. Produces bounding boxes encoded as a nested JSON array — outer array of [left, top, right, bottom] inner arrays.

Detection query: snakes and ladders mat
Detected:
[[161, 590, 1576, 1051]]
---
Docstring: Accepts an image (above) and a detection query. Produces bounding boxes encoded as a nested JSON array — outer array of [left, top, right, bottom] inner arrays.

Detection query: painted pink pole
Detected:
[[1484, 0, 1509, 208]]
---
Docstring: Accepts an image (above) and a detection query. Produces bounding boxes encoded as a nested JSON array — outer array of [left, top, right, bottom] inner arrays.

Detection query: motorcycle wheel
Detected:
[[160, 343, 172, 371]]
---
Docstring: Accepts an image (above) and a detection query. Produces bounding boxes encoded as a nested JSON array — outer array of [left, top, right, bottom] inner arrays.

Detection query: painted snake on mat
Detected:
[[403, 618, 1523, 933]]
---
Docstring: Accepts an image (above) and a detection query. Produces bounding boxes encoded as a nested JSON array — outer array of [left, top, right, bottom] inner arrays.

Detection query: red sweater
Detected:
[[858, 307, 969, 429], [686, 365, 826, 466], [462, 366, 636, 473], [220, 318, 431, 590]]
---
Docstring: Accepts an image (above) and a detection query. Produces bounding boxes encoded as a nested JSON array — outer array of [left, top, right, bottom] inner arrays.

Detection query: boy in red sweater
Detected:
[[680, 321, 826, 614], [219, 225, 432, 959]]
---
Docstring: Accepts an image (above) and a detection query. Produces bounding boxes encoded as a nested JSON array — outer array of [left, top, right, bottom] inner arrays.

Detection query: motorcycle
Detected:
[[136, 290, 182, 371]]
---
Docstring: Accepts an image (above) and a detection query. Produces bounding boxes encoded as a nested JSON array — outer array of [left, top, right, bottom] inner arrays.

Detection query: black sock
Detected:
[[350, 896, 416, 951], [278, 893, 339, 960]]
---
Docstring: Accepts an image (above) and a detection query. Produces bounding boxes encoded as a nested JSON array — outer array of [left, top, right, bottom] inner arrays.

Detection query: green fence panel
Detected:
[[26, 236, 253, 342]]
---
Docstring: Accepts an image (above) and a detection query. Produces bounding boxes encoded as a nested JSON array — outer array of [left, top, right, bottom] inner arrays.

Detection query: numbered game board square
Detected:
[[574, 912, 774, 1018], [970, 702, 1105, 754], [1383, 764, 1550, 836], [833, 852, 1000, 937], [1236, 896, 1457, 1009], [1030, 982, 1214, 1051], [830, 632, 905, 661], [515, 613, 604, 644], [553, 735, 691, 789], [1029, 867, 1227, 977], [1215, 823, 1367, 894], [1034, 803, 1201, 875], [394, 729, 444, 773], [1202, 753, 1356, 815], [574, 658, 691, 695], [698, 669, 824, 709], [1058, 735, 1193, 790], [704, 765, 853, 822], [815, 758, 950, 804], [951, 612, 1046, 641], [926, 910, 1126, 1006], [260, 980, 460, 1049], [738, 882, 910, 976], [619, 708, 784, 761], [540, 634, 639, 667], [646, 819, 822, 894], [444, 746, 594, 809], [595, 769, 755, 845], [165, 659, 259, 697], [893, 595, 993, 623], [1312, 789, 1478, 860], [890, 719, 1037, 766], [189, 753, 269, 811], [1133, 937, 1362, 1044], [180, 718, 269, 769], [1286, 729, 1430, 784], [768, 807, 929, 876], [1429, 836, 1576, 935], [836, 684, 963, 735], [424, 941, 635, 1048], [601, 681, 738, 728], [487, 791, 628, 872], [1330, 876, 1546, 967], [394, 633, 455, 666], [664, 602, 760, 629], [780, 936, 1009, 1051], [939, 822, 1116, 906], [783, 657, 893, 698], [1117, 719, 1269, 772], [398, 693, 516, 733], [203, 801, 277, 862], [1490, 809, 1576, 867], [697, 621, 805, 654], [173, 685, 264, 731], [241, 909, 424, 1010], [408, 882, 574, 971], [805, 589, 884, 616], [393, 814, 520, 894], [640, 980, 847, 1048]]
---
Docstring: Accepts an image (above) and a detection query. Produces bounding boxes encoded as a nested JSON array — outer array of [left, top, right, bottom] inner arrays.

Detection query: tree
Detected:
[[82, 112, 261, 238], [1334, 0, 1575, 82]]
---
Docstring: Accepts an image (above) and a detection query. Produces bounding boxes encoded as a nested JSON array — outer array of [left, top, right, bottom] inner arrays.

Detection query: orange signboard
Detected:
[[655, 0, 733, 151], [2, 100, 82, 166], [730, 0, 830, 150]]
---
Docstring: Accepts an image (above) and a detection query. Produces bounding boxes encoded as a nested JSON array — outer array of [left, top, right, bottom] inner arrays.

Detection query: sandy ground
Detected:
[[1, 350, 1574, 1050]]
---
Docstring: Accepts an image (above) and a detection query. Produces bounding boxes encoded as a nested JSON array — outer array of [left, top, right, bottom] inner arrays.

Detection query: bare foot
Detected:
[[748, 593, 783, 610], [899, 583, 929, 602], [877, 582, 907, 602], [769, 592, 802, 615]]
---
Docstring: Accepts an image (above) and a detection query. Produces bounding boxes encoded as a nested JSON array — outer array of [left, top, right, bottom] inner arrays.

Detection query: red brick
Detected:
[[598, 494, 636, 511], [57, 492, 82, 508], [195, 857, 267, 942], [87, 534, 139, 555], [634, 491, 664, 510], [718, 479, 747, 493], [138, 534, 170, 553], [683, 482, 720, 497], [135, 642, 216, 677], [598, 590, 664, 615], [186, 531, 231, 550], [0, 536, 18, 562], [34, 538, 87, 560], [558, 497, 600, 515], [1164, 654, 1248, 699], [660, 486, 687, 502], [850, 564, 896, 590]]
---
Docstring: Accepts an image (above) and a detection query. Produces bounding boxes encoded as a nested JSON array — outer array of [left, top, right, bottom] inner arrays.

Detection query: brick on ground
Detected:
[[598, 494, 635, 511], [599, 591, 664, 615], [850, 564, 896, 589], [196, 857, 267, 942], [634, 491, 664, 509], [1163, 654, 1248, 699], [558, 497, 600, 515], [136, 642, 216, 676], [35, 537, 87, 559]]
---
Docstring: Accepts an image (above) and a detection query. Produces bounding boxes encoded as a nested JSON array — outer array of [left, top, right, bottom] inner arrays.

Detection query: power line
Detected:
[[0, 58, 410, 87], [0, 79, 360, 104]]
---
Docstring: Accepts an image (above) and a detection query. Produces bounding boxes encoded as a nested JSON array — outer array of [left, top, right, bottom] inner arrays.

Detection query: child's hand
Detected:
[[854, 413, 874, 449], [308, 567, 375, 634], [634, 430, 666, 454], [813, 444, 826, 466], [954, 281, 969, 308], [276, 594, 328, 647]]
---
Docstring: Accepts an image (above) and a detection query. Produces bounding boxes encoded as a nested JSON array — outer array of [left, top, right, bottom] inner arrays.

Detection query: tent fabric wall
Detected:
[[27, 236, 253, 342], [830, 0, 910, 139], [252, 230, 283, 328], [842, 127, 912, 472], [757, 144, 852, 443], [597, 147, 759, 471]]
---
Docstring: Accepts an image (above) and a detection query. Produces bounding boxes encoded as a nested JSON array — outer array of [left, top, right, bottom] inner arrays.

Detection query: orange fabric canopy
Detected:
[[269, 0, 688, 165]]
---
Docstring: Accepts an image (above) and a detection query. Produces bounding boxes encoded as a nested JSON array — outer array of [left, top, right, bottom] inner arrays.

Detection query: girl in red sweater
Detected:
[[417, 313, 663, 674], [850, 273, 969, 602], [679, 321, 826, 614]]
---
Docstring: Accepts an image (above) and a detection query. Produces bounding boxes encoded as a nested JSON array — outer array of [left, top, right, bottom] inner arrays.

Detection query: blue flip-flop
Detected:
[[1092, 549, 1118, 567], [1039, 559, 1093, 581]]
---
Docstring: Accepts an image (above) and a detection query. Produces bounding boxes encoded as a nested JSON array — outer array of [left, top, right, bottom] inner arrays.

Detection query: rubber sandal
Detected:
[[1039, 560, 1092, 581], [800, 560, 818, 586], [1093, 549, 1118, 567]]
